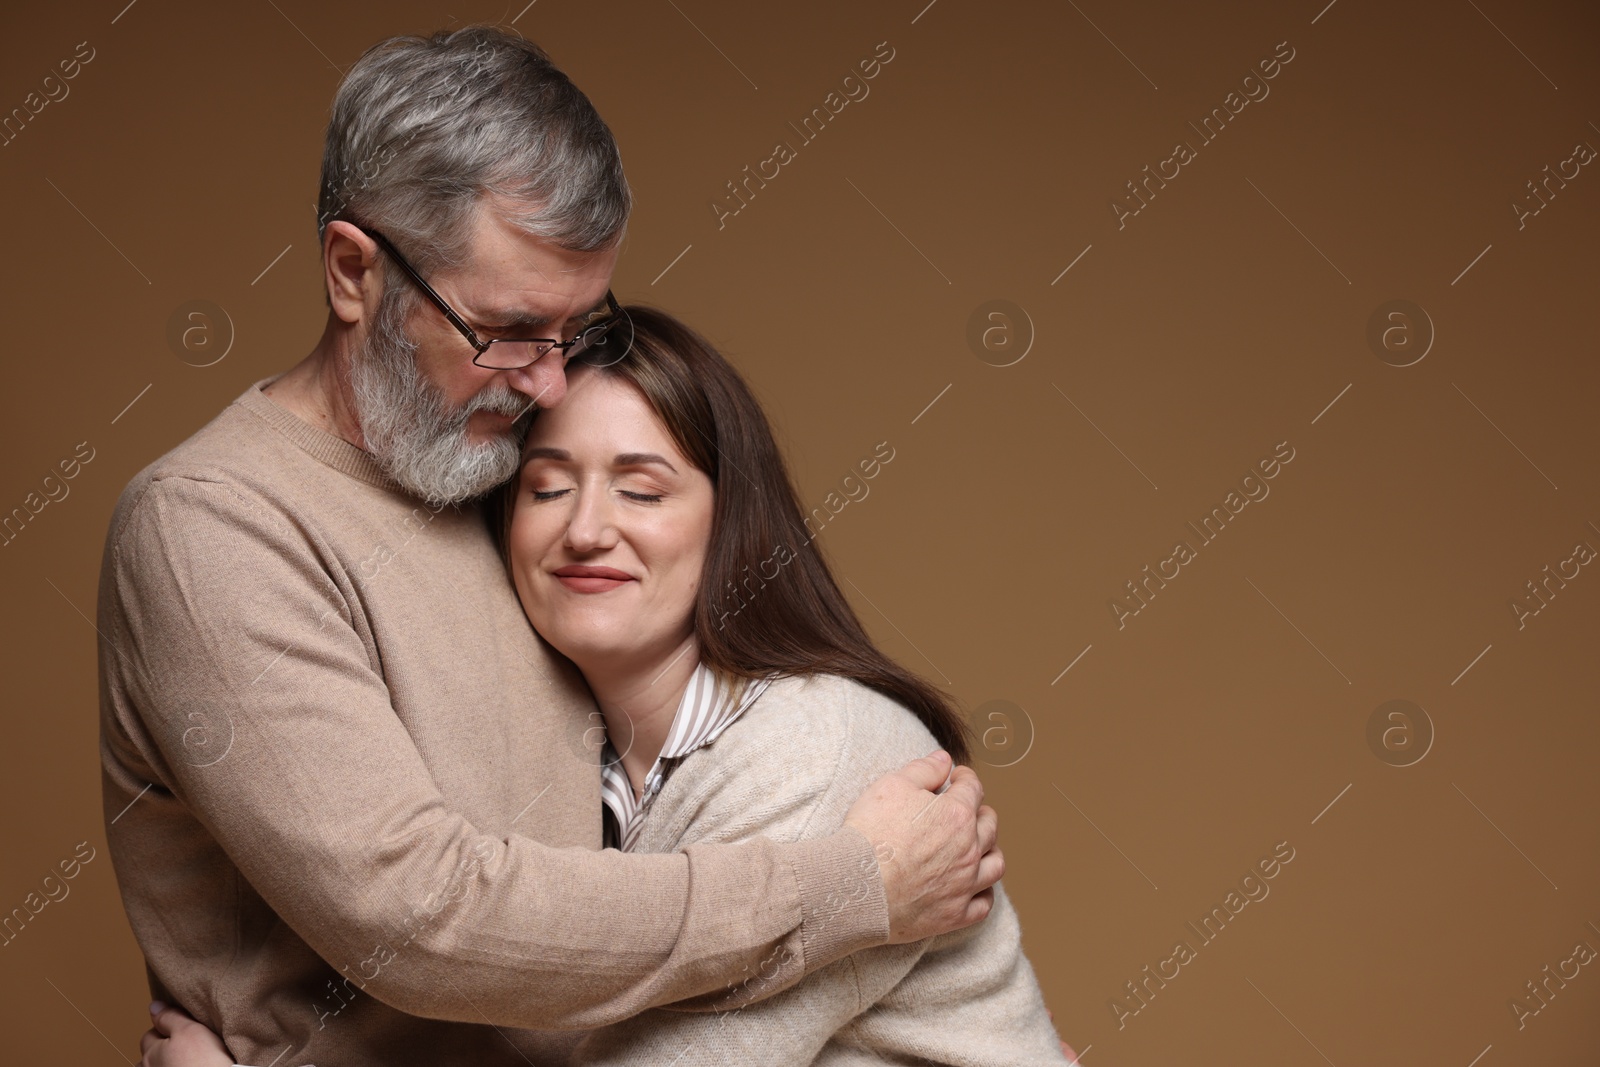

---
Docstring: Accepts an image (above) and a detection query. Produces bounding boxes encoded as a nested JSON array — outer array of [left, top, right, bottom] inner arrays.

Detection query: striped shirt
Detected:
[[601, 663, 773, 851]]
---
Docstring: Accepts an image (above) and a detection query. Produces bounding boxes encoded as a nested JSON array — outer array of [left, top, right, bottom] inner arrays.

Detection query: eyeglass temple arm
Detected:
[[367, 226, 621, 355], [365, 229, 490, 353]]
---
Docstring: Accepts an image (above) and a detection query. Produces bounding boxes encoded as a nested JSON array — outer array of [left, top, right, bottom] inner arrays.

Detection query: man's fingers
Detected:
[[139, 1028, 161, 1056], [895, 750, 953, 793], [961, 885, 995, 925], [941, 764, 984, 809], [974, 845, 1005, 891], [975, 804, 998, 855]]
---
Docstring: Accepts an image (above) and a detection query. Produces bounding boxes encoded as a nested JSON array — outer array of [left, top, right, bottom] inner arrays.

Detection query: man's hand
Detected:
[[842, 751, 1002, 943]]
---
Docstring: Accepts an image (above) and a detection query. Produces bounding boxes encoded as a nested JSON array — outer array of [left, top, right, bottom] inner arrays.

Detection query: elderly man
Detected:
[[99, 26, 1002, 1067]]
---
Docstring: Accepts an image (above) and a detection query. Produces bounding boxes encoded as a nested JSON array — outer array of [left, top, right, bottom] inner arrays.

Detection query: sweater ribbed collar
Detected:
[[235, 378, 404, 494]]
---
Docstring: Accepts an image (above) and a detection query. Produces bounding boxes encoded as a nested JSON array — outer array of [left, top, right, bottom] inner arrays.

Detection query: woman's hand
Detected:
[[139, 1002, 233, 1067]]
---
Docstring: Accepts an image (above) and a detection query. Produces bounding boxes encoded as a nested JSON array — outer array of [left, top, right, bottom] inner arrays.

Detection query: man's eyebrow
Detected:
[[475, 308, 558, 331], [474, 295, 609, 330]]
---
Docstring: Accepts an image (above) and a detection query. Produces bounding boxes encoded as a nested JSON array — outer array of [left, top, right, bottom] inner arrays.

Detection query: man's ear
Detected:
[[323, 221, 381, 325]]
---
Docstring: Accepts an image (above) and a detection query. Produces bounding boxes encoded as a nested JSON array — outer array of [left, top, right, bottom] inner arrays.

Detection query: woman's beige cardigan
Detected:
[[573, 672, 1071, 1066]]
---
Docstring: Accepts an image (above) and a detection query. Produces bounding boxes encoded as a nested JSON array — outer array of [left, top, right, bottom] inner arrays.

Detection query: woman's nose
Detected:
[[563, 488, 617, 552]]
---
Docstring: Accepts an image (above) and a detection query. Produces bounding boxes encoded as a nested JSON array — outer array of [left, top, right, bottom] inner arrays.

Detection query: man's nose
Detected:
[[506, 354, 568, 409]]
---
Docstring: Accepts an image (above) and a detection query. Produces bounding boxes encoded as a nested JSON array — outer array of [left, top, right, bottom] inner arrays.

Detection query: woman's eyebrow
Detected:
[[614, 452, 678, 473], [523, 448, 677, 474]]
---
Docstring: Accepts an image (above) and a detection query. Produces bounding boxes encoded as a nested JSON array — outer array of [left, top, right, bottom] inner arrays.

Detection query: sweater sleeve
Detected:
[[567, 676, 938, 1065], [100, 476, 888, 1031]]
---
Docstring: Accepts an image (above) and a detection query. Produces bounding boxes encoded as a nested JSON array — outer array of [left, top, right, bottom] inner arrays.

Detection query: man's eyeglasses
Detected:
[[360, 225, 632, 370]]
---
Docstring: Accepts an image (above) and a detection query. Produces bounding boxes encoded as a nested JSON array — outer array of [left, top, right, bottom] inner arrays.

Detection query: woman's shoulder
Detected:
[[636, 673, 943, 850], [739, 672, 941, 764]]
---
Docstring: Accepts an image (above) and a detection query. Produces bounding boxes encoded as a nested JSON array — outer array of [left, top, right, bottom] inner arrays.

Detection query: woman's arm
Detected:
[[569, 674, 1015, 1065]]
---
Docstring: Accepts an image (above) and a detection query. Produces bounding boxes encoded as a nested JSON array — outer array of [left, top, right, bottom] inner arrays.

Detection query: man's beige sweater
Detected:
[[97, 381, 888, 1066], [570, 673, 1070, 1066]]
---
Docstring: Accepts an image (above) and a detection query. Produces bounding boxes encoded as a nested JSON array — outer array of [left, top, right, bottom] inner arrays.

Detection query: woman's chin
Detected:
[[542, 630, 633, 670], [540, 624, 693, 677]]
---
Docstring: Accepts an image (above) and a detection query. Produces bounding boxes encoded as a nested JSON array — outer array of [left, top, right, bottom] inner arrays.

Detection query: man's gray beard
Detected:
[[349, 292, 536, 507]]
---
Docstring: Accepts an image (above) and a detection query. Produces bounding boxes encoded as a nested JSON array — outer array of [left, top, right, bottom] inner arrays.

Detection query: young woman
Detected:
[[141, 307, 1074, 1065]]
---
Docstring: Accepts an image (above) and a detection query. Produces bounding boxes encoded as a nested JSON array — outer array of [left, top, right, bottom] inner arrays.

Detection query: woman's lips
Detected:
[[553, 565, 634, 594]]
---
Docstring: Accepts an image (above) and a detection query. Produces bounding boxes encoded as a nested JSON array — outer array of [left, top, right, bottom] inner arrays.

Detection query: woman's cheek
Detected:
[[514, 508, 561, 559], [679, 564, 706, 627]]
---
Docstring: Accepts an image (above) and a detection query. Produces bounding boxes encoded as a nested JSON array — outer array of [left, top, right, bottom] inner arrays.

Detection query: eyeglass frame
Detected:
[[356, 224, 625, 370]]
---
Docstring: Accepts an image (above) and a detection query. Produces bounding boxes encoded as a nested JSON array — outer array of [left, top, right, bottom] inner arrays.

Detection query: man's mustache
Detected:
[[461, 386, 536, 423]]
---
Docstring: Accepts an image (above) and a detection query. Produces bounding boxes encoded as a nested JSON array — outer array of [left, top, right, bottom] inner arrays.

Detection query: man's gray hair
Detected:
[[317, 26, 630, 271]]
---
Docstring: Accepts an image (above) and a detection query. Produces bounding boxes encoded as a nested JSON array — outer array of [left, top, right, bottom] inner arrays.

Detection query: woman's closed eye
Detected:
[[527, 486, 666, 503]]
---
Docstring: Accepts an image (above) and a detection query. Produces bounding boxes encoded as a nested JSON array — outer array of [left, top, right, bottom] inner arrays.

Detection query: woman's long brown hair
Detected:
[[490, 305, 970, 763]]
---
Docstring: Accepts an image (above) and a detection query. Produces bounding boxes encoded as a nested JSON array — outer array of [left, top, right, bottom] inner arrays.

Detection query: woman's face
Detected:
[[508, 368, 715, 668]]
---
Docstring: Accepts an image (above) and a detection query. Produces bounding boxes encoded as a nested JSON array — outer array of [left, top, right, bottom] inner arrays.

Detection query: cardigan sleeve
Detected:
[[100, 476, 888, 1032], [566, 675, 942, 1064]]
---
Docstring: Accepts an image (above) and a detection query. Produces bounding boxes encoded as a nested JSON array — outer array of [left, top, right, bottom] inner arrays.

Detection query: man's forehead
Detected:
[[448, 204, 618, 321], [467, 197, 619, 273]]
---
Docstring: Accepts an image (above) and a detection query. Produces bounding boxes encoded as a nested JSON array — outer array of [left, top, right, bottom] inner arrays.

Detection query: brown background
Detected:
[[2, 0, 1597, 1063]]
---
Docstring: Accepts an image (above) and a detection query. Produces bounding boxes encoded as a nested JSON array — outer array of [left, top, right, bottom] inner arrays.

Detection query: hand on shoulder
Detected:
[[841, 750, 1003, 943]]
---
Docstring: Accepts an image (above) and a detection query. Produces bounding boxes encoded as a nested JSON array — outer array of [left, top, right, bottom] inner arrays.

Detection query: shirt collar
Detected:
[[600, 662, 772, 851], [658, 662, 767, 760]]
